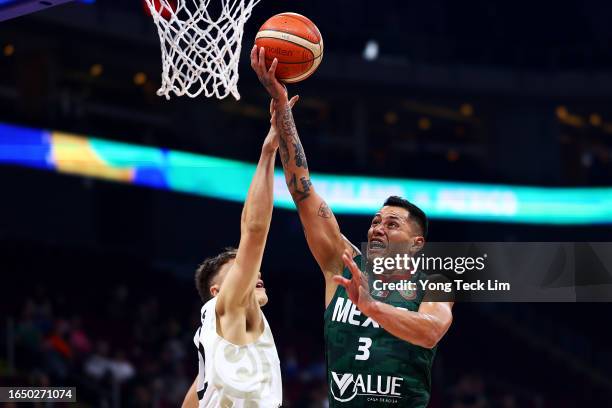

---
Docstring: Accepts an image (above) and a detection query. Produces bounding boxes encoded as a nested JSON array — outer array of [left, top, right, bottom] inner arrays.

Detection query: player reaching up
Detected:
[[182, 69, 298, 407], [252, 45, 453, 407]]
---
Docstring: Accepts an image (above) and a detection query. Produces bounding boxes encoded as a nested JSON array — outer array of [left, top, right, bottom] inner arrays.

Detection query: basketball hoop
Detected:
[[144, 0, 261, 100]]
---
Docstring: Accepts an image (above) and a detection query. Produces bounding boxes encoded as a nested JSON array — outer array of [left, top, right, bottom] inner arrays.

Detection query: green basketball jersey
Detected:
[[324, 255, 436, 407]]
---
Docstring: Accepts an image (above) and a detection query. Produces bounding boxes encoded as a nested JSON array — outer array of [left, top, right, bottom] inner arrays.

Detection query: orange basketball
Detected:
[[255, 13, 324, 83]]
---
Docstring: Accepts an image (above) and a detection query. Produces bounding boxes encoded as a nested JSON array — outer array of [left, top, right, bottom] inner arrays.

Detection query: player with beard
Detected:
[[251, 45, 454, 407]]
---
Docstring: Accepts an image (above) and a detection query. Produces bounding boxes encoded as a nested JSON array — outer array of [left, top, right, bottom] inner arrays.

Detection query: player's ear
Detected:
[[210, 284, 220, 298], [411, 236, 425, 254]]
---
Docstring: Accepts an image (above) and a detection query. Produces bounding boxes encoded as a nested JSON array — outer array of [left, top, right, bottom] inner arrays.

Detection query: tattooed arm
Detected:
[[251, 46, 358, 306]]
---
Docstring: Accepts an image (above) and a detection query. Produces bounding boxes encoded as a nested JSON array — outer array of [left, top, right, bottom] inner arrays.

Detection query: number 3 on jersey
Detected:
[[355, 337, 372, 360]]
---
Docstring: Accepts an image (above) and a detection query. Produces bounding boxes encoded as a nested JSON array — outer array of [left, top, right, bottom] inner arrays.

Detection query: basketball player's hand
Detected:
[[333, 250, 376, 315], [251, 45, 289, 105]]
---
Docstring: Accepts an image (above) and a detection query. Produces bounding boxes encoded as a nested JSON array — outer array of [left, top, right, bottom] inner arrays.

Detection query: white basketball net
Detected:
[[145, 0, 260, 100]]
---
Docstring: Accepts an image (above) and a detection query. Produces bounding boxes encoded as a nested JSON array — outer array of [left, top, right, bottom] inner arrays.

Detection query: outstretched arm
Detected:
[[371, 301, 453, 349], [335, 251, 454, 348], [215, 108, 279, 314], [251, 46, 354, 301]]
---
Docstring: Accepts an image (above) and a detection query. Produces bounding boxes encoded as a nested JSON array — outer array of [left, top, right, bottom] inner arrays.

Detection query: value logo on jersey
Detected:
[[330, 371, 404, 403]]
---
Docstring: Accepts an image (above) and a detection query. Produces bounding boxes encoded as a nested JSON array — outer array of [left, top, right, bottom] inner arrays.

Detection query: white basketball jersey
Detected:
[[193, 297, 283, 408]]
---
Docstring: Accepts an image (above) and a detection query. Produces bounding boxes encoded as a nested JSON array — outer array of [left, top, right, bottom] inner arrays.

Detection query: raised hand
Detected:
[[333, 250, 377, 315], [250, 45, 289, 105]]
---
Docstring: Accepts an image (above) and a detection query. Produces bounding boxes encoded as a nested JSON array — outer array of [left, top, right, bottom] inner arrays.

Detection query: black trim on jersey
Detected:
[[196, 325, 208, 401], [198, 338, 205, 361], [197, 383, 208, 400]]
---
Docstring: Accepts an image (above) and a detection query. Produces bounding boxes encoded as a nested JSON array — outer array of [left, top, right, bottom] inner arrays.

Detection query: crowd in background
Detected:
[[3, 287, 546, 408], [0, 239, 599, 407]]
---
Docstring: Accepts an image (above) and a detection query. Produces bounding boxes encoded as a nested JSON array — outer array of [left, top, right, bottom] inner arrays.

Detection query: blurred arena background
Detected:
[[1, 0, 612, 407]]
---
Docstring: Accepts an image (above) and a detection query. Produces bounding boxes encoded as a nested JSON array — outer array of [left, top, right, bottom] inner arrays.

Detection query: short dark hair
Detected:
[[383, 196, 428, 238], [195, 247, 237, 302]]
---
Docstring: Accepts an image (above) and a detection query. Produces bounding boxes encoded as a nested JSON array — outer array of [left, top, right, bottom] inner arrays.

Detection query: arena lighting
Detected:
[[384, 112, 398, 125], [89, 64, 103, 77], [3, 43, 14, 57], [133, 72, 147, 86], [556, 106, 569, 120], [460, 103, 474, 117], [363, 40, 379, 61], [589, 114, 602, 127], [1, 122, 612, 225], [418, 117, 431, 131]]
